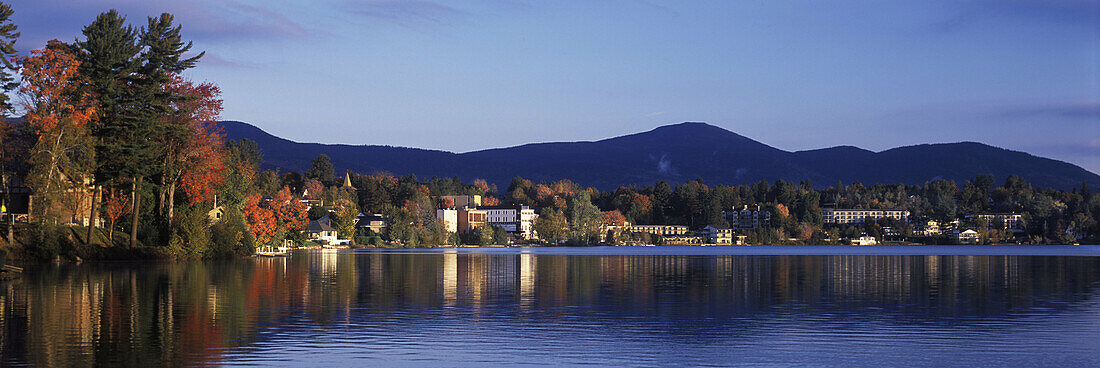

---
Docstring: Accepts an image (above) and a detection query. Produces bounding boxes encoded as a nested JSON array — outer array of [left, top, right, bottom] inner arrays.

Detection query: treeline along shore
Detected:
[[0, 5, 1098, 264]]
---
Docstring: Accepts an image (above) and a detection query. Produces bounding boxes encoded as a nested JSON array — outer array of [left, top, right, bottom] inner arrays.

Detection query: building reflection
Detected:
[[0, 252, 1097, 366]]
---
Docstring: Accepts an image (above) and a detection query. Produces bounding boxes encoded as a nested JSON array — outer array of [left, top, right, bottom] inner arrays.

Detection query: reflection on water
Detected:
[[1, 248, 1099, 366]]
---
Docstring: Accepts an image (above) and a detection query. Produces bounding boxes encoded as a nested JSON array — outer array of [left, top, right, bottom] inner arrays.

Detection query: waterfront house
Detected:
[[703, 225, 734, 245], [355, 213, 386, 234], [954, 229, 979, 245], [307, 215, 339, 244], [850, 235, 878, 246], [913, 219, 941, 237]]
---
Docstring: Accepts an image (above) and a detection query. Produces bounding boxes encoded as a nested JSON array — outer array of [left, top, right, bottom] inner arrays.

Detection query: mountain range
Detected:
[[218, 121, 1099, 190]]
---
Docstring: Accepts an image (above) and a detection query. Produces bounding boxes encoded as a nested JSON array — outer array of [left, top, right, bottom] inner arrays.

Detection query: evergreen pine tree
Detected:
[[78, 10, 143, 246], [0, 2, 18, 113]]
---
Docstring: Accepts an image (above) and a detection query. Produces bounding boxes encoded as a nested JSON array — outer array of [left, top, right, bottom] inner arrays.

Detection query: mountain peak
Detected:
[[218, 120, 1099, 190]]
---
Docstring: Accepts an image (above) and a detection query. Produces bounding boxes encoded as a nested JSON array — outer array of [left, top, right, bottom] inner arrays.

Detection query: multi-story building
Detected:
[[480, 205, 538, 240], [723, 205, 771, 229], [968, 213, 1024, 232], [457, 208, 487, 234], [628, 225, 690, 236], [702, 225, 734, 245], [436, 209, 458, 233], [822, 208, 909, 224]]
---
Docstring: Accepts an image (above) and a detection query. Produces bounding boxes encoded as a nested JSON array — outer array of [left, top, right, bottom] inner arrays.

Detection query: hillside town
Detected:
[[168, 156, 1097, 248]]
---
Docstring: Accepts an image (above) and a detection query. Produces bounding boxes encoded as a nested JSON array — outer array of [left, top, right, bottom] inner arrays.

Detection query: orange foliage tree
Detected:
[[270, 187, 308, 233], [18, 40, 97, 223], [483, 196, 500, 206], [473, 179, 491, 194], [303, 179, 324, 200], [163, 73, 225, 219], [242, 194, 277, 245], [104, 192, 130, 243], [603, 210, 627, 227]]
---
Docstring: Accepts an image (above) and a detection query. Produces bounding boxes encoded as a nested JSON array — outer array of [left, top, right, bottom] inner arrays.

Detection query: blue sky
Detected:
[[10, 0, 1099, 173]]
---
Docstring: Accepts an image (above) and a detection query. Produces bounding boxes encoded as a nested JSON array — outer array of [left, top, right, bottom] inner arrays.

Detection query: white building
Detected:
[[954, 229, 980, 244], [702, 225, 734, 245], [481, 205, 538, 240], [307, 215, 339, 244], [822, 208, 909, 224], [436, 209, 458, 233], [850, 235, 878, 246], [913, 219, 941, 237], [968, 213, 1024, 232], [723, 205, 771, 229]]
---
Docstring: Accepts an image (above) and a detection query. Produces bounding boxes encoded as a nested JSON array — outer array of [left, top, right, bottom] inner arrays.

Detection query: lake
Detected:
[[2, 245, 1099, 367]]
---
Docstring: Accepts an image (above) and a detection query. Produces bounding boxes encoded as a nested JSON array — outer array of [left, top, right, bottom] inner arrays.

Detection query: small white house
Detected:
[[850, 235, 878, 246], [955, 229, 980, 245], [307, 215, 339, 244]]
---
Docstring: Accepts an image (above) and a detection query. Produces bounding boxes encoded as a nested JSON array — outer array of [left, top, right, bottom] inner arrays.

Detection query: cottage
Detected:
[[850, 235, 878, 246], [307, 215, 339, 244], [954, 229, 979, 244], [355, 213, 386, 234]]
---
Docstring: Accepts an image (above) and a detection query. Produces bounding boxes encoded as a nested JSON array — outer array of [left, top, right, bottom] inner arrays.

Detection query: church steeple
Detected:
[[342, 172, 356, 190]]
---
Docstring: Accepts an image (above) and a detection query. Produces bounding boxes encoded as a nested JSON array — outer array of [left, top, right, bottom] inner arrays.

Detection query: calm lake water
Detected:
[[2, 246, 1100, 367]]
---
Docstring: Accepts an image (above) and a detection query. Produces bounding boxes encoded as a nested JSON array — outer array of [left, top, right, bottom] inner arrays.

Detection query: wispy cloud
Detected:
[[999, 101, 1100, 120], [199, 53, 262, 69], [932, 0, 1099, 32], [9, 0, 311, 49], [342, 1, 465, 26], [644, 111, 666, 117]]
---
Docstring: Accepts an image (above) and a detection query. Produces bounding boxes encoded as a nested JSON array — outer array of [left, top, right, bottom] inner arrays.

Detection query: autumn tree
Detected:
[[18, 40, 97, 224], [603, 210, 627, 227], [242, 194, 276, 245], [104, 191, 129, 243], [303, 179, 324, 200], [162, 74, 225, 218], [269, 186, 308, 239]]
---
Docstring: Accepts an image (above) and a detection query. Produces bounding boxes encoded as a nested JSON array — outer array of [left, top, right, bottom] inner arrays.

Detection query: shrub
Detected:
[[209, 209, 255, 257], [168, 208, 212, 257]]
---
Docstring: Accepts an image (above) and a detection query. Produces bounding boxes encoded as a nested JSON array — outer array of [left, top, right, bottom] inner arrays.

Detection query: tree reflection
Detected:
[[0, 253, 1096, 366]]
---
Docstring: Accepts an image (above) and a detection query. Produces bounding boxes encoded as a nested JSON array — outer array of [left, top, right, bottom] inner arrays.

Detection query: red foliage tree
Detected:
[[242, 194, 277, 245], [163, 74, 226, 214], [483, 196, 500, 206], [473, 179, 491, 194], [270, 186, 308, 233], [603, 210, 627, 227], [104, 193, 130, 243], [303, 179, 324, 200]]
